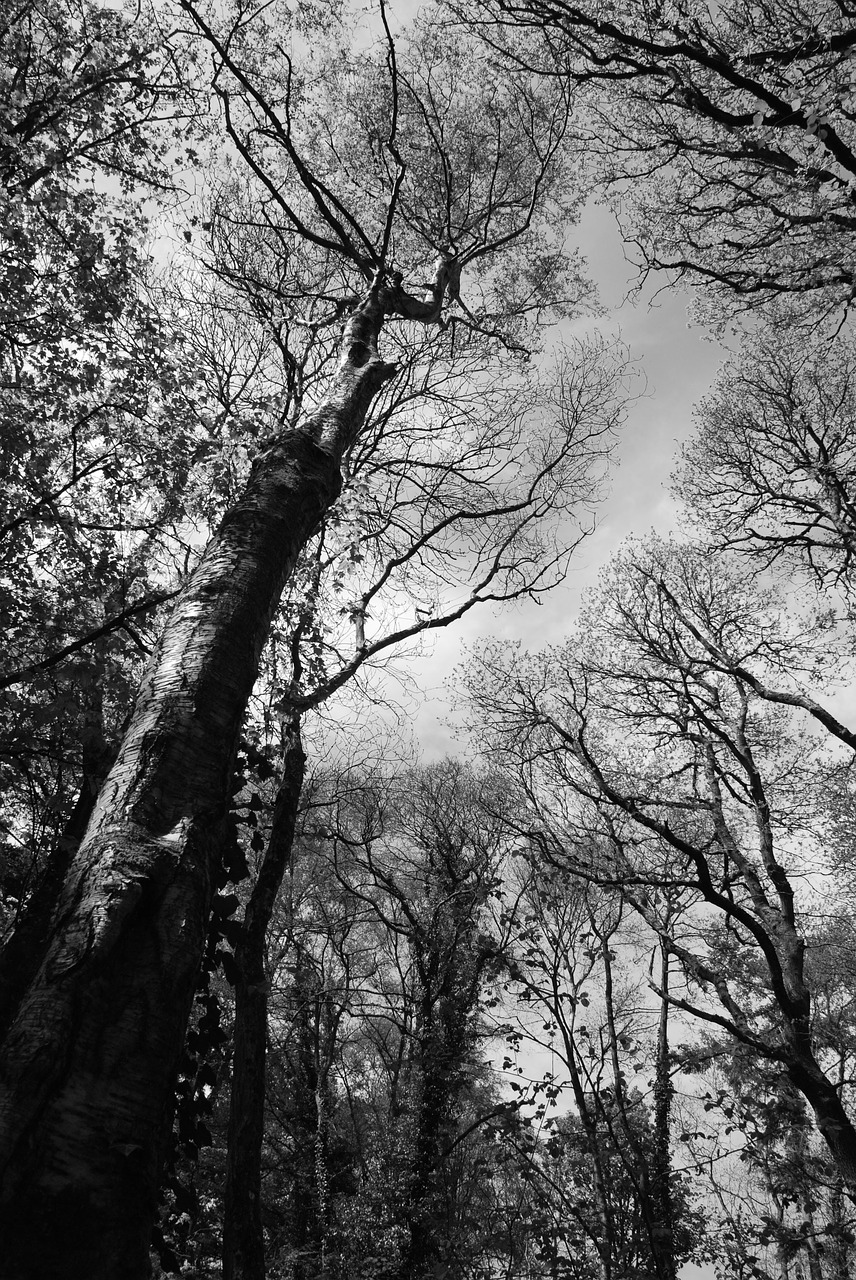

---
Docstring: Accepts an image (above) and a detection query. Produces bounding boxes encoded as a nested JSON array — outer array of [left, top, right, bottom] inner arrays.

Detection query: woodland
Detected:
[[1, 1, 856, 1278]]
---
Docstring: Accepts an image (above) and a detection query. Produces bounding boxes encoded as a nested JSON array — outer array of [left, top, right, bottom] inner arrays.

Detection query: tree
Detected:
[[464, 538, 856, 1199], [214, 758, 535, 1280], [327, 759, 517, 1280], [0, 0, 199, 1024], [193, 82, 624, 1275], [222, 719, 307, 1280], [677, 1036, 856, 1280], [0, 2, 612, 1274], [498, 864, 689, 1280], [474, 0, 856, 324], [676, 327, 856, 592]]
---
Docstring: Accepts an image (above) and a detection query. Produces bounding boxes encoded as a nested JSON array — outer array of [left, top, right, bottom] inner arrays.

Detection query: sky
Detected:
[[352, 206, 730, 1279], [388, 209, 729, 1279], [404, 198, 730, 758], [426, 202, 729, 1280], [283, 40, 753, 1275]]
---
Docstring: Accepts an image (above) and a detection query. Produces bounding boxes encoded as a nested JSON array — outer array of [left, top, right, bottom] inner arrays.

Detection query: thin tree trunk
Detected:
[[828, 1177, 852, 1280], [602, 927, 676, 1280], [828, 1057, 854, 1279], [559, 1020, 613, 1280], [598, 925, 674, 1279], [278, 944, 322, 1280], [224, 716, 306, 1280], [650, 941, 676, 1280], [314, 1066, 330, 1280], [402, 1045, 444, 1280], [0, 292, 395, 1280], [401, 966, 472, 1279], [774, 1197, 790, 1280]]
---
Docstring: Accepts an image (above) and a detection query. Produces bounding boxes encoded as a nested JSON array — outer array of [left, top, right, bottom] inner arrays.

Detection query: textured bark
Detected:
[[0, 292, 395, 1280], [223, 718, 306, 1280]]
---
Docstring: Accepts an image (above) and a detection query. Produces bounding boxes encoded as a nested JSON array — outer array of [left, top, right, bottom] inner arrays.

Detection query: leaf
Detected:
[[218, 917, 244, 949], [218, 949, 241, 986], [213, 892, 240, 918], [224, 843, 250, 885]]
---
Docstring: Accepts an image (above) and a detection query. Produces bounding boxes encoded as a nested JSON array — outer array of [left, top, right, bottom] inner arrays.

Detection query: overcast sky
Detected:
[[400, 200, 730, 758], [398, 202, 727, 1280]]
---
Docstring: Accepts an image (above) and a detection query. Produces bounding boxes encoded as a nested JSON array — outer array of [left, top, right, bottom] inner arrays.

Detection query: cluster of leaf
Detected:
[[0, 0, 194, 928]]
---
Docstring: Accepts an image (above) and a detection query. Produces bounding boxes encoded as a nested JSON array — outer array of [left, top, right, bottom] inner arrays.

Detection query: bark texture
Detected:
[[223, 718, 306, 1280], [0, 293, 395, 1280]]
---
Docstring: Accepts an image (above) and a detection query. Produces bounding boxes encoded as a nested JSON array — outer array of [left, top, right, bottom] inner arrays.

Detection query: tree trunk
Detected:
[[223, 717, 306, 1280], [774, 1197, 790, 1280], [401, 971, 471, 1279], [559, 1019, 613, 1280], [0, 292, 395, 1280], [828, 1178, 852, 1280], [786, 1048, 856, 1201], [601, 928, 674, 1280], [402, 1061, 444, 1280], [287, 950, 327, 1280], [314, 1067, 331, 1280]]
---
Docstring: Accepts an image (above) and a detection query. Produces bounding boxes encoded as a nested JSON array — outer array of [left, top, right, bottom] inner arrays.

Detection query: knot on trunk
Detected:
[[348, 340, 372, 368]]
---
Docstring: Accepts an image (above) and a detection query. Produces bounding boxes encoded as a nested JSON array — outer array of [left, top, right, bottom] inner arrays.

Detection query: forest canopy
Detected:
[[1, 1, 856, 1279]]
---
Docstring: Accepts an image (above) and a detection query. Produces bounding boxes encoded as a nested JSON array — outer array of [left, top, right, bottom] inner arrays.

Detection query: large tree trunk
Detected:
[[786, 1047, 856, 1202], [224, 716, 306, 1280], [0, 292, 394, 1280]]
